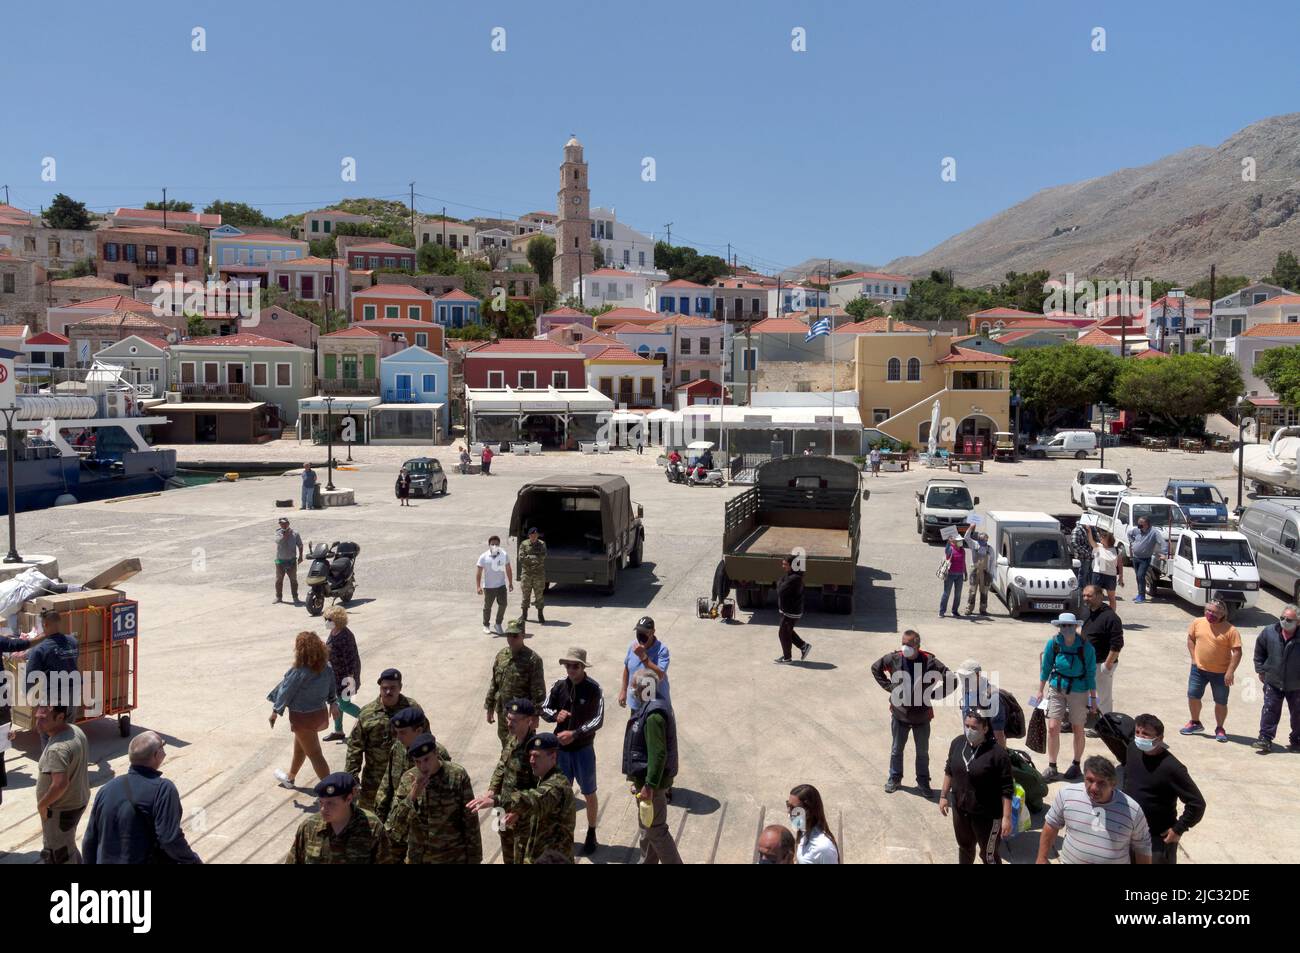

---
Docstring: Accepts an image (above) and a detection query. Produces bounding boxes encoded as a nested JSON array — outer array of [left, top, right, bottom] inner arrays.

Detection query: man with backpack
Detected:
[[1034, 612, 1098, 783], [956, 658, 1022, 747]]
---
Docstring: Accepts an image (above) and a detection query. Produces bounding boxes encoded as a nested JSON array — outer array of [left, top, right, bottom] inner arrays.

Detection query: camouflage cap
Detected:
[[527, 732, 560, 752], [507, 698, 536, 716], [505, 619, 526, 636], [407, 732, 438, 758], [313, 772, 356, 798], [390, 705, 425, 729]]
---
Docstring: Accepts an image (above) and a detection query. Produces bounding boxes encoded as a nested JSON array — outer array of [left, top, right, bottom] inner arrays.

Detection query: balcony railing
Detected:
[[385, 388, 418, 404], [316, 377, 380, 396], [175, 382, 252, 402]]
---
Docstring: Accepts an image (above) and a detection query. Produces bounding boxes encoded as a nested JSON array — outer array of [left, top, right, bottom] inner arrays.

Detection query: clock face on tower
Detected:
[[571, 195, 581, 205]]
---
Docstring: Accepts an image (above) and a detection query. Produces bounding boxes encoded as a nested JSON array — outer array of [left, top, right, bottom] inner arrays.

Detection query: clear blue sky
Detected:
[[2, 0, 1296, 273]]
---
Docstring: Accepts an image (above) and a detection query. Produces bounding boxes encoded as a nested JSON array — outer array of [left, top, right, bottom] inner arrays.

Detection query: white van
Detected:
[[986, 511, 1082, 618], [1153, 530, 1261, 612], [1028, 430, 1097, 460]]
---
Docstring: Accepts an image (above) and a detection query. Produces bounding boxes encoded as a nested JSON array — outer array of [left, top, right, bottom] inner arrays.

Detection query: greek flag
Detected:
[[805, 317, 831, 342]]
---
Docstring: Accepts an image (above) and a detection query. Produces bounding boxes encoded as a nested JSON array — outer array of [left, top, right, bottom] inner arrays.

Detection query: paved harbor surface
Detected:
[[1, 442, 1295, 863]]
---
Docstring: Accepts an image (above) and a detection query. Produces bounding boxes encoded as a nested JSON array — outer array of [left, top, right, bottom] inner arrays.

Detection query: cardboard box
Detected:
[[83, 558, 142, 591], [30, 589, 124, 614]]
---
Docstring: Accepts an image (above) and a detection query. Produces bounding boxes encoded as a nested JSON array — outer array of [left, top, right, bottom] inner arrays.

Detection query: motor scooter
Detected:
[[305, 540, 359, 616], [689, 463, 724, 487]]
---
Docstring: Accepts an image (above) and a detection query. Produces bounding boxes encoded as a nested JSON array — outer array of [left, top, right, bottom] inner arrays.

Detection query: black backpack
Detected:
[[999, 689, 1026, 739]]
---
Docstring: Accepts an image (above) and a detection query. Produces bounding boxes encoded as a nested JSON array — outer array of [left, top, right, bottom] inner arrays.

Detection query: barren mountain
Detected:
[[885, 113, 1300, 286], [779, 258, 879, 281]]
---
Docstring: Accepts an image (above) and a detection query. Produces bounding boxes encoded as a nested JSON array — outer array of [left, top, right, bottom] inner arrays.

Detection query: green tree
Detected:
[[204, 199, 276, 228], [1254, 346, 1300, 408], [1008, 345, 1121, 430], [526, 235, 555, 285], [653, 241, 728, 285], [989, 270, 1052, 313], [535, 283, 558, 313], [1112, 352, 1244, 431], [835, 269, 856, 279], [185, 314, 209, 337], [308, 237, 337, 258], [1269, 251, 1300, 292], [844, 297, 886, 321], [893, 270, 994, 323], [49, 258, 95, 280], [448, 324, 493, 340], [591, 243, 605, 268], [144, 199, 194, 213], [44, 193, 91, 230], [417, 241, 459, 274], [1186, 273, 1250, 301]]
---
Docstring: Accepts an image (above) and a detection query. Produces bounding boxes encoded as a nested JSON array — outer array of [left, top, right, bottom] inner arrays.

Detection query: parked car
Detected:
[[401, 457, 447, 497], [1027, 430, 1097, 460], [1151, 530, 1260, 612], [986, 511, 1081, 619], [1237, 498, 1300, 603], [915, 479, 979, 543], [1164, 479, 1230, 529], [1070, 468, 1126, 512]]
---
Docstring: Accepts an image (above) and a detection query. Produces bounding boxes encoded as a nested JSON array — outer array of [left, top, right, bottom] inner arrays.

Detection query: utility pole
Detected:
[[2, 185, 8, 206], [1208, 264, 1217, 347], [744, 323, 753, 406], [577, 250, 584, 308], [409, 182, 416, 246], [663, 223, 672, 247], [826, 259, 835, 456], [1120, 267, 1128, 359], [161, 187, 167, 231], [441, 206, 447, 250]]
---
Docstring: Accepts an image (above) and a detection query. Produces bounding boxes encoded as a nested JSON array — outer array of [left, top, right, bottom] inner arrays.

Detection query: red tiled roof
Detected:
[[606, 322, 666, 335], [62, 294, 156, 314], [354, 283, 434, 299], [134, 336, 172, 351], [541, 307, 587, 318], [100, 225, 204, 240], [352, 319, 438, 331], [652, 315, 716, 329], [174, 333, 302, 348], [324, 326, 382, 339], [1075, 328, 1122, 347], [436, 289, 479, 302], [0, 325, 28, 337], [992, 318, 1079, 331], [271, 256, 343, 268], [347, 242, 415, 254], [1133, 347, 1167, 358], [992, 330, 1038, 345], [1250, 294, 1300, 307], [1240, 322, 1300, 337], [750, 317, 810, 334], [465, 340, 584, 357], [658, 278, 707, 289], [601, 307, 660, 320], [48, 276, 124, 290], [833, 317, 925, 333], [938, 345, 1014, 364], [113, 207, 221, 228], [26, 331, 69, 346], [68, 312, 171, 334], [587, 345, 656, 363], [968, 307, 1041, 319], [585, 268, 639, 279]]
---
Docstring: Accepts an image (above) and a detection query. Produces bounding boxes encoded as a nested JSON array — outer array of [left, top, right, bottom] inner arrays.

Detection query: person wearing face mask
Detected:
[[1035, 612, 1098, 783], [940, 712, 1013, 864], [475, 534, 514, 635], [787, 784, 839, 863], [1122, 714, 1205, 864], [1252, 604, 1300, 754], [755, 825, 796, 864], [1181, 598, 1242, 743], [322, 605, 361, 743], [619, 616, 670, 715], [1079, 584, 1123, 724], [871, 629, 954, 798], [956, 659, 1007, 746]]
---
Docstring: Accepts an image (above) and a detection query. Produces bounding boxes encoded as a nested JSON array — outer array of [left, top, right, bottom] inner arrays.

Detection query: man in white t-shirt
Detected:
[[475, 535, 514, 635]]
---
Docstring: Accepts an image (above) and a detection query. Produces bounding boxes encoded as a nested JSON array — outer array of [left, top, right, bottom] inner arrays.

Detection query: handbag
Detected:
[[1026, 707, 1048, 754]]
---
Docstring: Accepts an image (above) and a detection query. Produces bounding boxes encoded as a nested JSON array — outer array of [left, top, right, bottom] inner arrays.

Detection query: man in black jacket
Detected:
[[1122, 714, 1205, 865], [82, 731, 202, 864], [871, 629, 953, 798], [1080, 584, 1124, 724], [1253, 605, 1300, 754], [775, 555, 812, 663], [541, 647, 604, 854]]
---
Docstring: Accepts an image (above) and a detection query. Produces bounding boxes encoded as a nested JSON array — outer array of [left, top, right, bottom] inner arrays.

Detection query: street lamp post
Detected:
[[323, 396, 337, 492], [1236, 396, 1246, 514], [1011, 391, 1021, 462], [1099, 403, 1106, 470], [1, 406, 22, 563]]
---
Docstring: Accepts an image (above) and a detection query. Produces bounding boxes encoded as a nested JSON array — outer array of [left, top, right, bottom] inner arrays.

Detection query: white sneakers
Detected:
[[274, 769, 295, 789], [492, 622, 504, 635]]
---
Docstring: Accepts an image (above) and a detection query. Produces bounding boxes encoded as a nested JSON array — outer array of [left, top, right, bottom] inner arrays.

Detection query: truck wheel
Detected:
[[916, 517, 922, 535], [1008, 592, 1023, 619], [603, 560, 618, 595], [837, 592, 854, 614], [1034, 449, 1047, 460], [711, 561, 729, 600], [1075, 450, 1087, 459], [629, 533, 644, 568]]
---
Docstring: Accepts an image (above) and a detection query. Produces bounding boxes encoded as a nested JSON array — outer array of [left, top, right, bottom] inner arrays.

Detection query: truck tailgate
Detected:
[[732, 525, 852, 560]]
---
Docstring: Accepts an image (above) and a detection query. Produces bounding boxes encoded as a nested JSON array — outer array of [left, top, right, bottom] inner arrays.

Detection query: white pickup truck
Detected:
[[1150, 530, 1261, 612], [1080, 491, 1188, 561]]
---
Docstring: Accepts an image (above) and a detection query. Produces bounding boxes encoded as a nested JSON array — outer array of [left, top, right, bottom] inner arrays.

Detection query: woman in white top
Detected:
[[787, 784, 840, 864], [1083, 525, 1124, 610]]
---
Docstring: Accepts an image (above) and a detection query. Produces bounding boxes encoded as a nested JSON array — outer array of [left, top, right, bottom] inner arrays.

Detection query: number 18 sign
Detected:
[[111, 601, 139, 642]]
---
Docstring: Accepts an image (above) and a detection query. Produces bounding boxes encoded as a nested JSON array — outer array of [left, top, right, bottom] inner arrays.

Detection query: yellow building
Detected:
[[853, 329, 1012, 453]]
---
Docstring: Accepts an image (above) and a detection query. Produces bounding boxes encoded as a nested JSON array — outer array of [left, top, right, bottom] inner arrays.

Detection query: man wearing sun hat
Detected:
[[1035, 612, 1098, 784], [542, 647, 605, 855]]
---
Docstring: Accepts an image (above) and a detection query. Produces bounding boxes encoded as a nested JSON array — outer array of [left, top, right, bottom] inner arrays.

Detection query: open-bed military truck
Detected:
[[509, 474, 644, 594], [714, 456, 864, 614]]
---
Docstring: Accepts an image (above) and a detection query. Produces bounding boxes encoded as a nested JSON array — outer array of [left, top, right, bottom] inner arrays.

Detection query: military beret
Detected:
[[527, 526, 540, 535], [313, 772, 356, 798], [506, 698, 536, 716], [528, 732, 560, 752], [635, 616, 655, 631], [377, 668, 402, 684], [407, 732, 438, 759], [505, 619, 525, 635], [390, 705, 425, 729]]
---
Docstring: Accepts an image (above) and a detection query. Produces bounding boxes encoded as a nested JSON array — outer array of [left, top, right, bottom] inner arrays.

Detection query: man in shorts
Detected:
[[1035, 613, 1098, 783], [1182, 598, 1242, 743], [541, 647, 604, 855]]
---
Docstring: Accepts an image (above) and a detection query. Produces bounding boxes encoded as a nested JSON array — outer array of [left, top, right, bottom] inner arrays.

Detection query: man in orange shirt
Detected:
[[1181, 598, 1243, 743]]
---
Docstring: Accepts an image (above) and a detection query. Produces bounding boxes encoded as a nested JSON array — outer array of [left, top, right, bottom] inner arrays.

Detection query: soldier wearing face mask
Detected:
[[871, 629, 953, 799], [1122, 713, 1205, 865], [1252, 604, 1300, 754]]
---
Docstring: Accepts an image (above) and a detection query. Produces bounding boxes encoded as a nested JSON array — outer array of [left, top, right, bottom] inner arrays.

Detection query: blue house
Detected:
[[434, 290, 481, 329], [378, 344, 449, 441]]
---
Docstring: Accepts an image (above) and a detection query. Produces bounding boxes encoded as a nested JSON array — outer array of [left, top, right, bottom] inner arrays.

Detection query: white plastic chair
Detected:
[[528, 442, 542, 455]]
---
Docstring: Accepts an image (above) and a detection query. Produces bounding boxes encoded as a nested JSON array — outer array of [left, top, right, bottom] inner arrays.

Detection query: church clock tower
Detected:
[[554, 135, 591, 301]]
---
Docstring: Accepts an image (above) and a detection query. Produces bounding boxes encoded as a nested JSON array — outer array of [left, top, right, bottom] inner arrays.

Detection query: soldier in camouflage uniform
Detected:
[[517, 527, 548, 623], [483, 698, 538, 863], [472, 732, 576, 864], [284, 772, 390, 864], [375, 705, 451, 824], [484, 620, 546, 748], [345, 668, 421, 812], [385, 733, 482, 864]]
